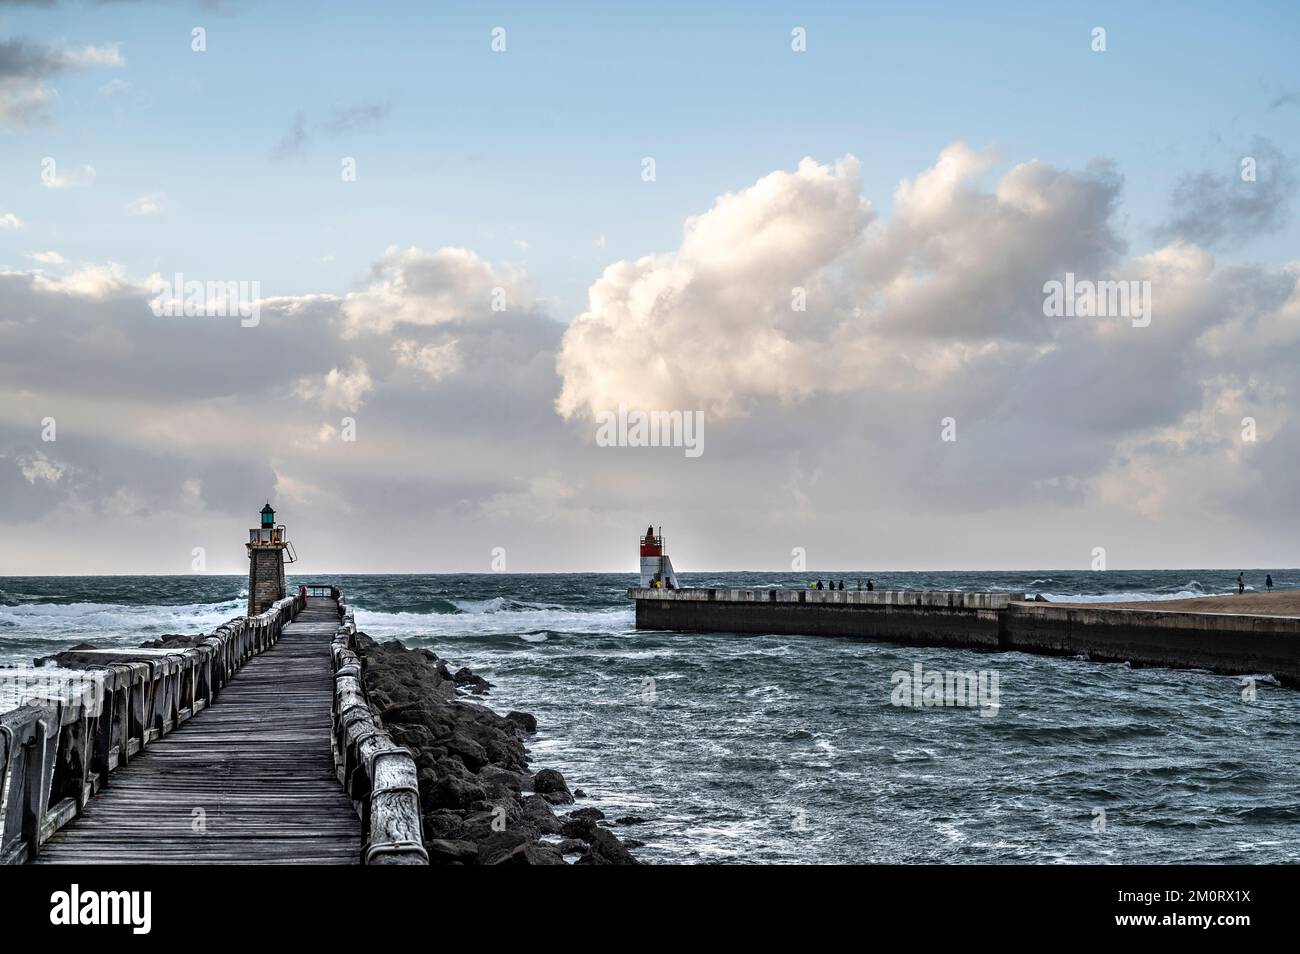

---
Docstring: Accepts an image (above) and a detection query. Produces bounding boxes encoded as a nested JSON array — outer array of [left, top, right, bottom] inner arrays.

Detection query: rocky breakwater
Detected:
[[353, 633, 642, 865]]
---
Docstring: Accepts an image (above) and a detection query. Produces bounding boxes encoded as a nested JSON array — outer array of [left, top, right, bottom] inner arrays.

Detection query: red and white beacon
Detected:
[[639, 525, 680, 589]]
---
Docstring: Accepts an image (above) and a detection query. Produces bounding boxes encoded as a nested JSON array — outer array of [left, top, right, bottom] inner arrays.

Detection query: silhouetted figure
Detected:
[[1238, 573, 1245, 595], [837, 580, 844, 591], [866, 579, 875, 591], [816, 580, 824, 590], [1266, 574, 1274, 592]]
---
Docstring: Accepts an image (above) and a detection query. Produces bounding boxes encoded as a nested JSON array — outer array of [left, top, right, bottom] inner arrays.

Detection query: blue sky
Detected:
[[4, 1, 1298, 320], [3, 2, 1300, 573]]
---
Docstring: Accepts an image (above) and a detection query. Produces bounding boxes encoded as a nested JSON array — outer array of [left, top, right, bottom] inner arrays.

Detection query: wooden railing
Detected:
[[0, 594, 303, 865], [329, 595, 427, 864]]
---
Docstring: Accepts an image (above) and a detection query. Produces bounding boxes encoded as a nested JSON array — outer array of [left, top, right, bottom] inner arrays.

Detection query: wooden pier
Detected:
[[33, 599, 358, 864], [0, 588, 427, 865]]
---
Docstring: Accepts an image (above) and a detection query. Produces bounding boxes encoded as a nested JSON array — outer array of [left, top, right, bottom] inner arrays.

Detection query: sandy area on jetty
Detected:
[[1041, 591, 1300, 616]]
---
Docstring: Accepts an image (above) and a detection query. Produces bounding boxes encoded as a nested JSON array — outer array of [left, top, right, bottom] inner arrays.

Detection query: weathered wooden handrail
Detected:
[[330, 595, 427, 865], [0, 593, 303, 865]]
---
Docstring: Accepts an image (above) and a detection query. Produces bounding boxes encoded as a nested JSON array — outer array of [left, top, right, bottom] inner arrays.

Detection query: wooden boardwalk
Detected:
[[34, 599, 361, 864]]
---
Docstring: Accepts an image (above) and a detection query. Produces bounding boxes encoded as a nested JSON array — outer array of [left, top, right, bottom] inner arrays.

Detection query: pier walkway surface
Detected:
[[33, 598, 361, 864]]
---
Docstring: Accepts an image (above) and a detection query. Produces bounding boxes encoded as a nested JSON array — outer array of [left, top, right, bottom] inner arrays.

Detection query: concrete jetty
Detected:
[[629, 586, 1300, 687]]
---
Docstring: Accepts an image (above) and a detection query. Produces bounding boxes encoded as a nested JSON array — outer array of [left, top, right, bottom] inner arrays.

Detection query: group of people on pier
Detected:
[[810, 579, 877, 591]]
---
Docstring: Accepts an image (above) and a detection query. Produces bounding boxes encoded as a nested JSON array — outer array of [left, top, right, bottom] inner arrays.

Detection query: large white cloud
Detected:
[[556, 145, 1131, 420], [556, 156, 871, 419], [554, 144, 1300, 542]]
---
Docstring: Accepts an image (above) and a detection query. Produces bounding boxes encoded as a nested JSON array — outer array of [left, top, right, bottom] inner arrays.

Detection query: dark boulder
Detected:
[[438, 730, 489, 770], [477, 765, 527, 792], [429, 774, 487, 809], [476, 830, 564, 865], [520, 794, 563, 835], [454, 667, 493, 694], [506, 710, 538, 734], [138, 634, 201, 649], [533, 768, 574, 805], [424, 838, 479, 864], [562, 818, 639, 865], [460, 716, 527, 771], [421, 810, 470, 842]]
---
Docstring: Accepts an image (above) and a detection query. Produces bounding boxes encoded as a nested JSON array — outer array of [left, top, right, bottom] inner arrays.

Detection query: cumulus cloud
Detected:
[[0, 39, 124, 126], [552, 144, 1300, 559], [29, 261, 136, 298], [556, 146, 1124, 420], [393, 338, 462, 383], [294, 359, 374, 412], [26, 250, 64, 265], [0, 212, 22, 229], [557, 156, 871, 419], [340, 245, 526, 337]]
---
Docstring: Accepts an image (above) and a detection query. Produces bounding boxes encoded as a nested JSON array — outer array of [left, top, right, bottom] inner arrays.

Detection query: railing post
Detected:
[[0, 719, 24, 863], [21, 716, 56, 860]]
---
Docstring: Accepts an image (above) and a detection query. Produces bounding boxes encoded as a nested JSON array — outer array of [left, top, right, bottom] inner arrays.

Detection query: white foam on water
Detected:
[[358, 604, 634, 641], [0, 598, 245, 663], [0, 666, 108, 715], [1037, 589, 1234, 603]]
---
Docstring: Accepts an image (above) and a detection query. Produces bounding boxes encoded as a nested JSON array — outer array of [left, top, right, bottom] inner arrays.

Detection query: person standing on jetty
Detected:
[[1238, 573, 1246, 595], [1266, 574, 1274, 592]]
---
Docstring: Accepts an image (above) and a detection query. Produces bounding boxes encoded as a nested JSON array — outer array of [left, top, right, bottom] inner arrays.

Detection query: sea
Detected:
[[2, 569, 1298, 864]]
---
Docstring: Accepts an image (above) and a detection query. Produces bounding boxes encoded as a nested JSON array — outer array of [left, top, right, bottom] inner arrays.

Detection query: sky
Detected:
[[1, 1, 1299, 574]]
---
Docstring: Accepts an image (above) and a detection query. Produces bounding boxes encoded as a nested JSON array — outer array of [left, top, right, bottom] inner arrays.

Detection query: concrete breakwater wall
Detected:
[[1003, 602, 1300, 685], [632, 588, 1015, 648], [630, 588, 1300, 687]]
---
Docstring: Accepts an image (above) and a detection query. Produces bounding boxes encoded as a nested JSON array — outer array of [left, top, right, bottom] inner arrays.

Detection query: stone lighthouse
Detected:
[[246, 503, 293, 615]]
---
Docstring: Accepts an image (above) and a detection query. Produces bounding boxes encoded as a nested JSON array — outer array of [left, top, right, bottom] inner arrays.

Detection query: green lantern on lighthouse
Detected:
[[260, 503, 276, 529]]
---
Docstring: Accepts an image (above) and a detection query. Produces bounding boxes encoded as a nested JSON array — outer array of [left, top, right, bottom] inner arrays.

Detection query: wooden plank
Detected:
[[33, 599, 362, 865]]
